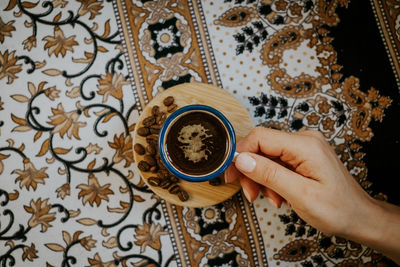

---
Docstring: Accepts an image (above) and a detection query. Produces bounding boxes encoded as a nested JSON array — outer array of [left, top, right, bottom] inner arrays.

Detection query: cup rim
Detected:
[[158, 104, 236, 182]]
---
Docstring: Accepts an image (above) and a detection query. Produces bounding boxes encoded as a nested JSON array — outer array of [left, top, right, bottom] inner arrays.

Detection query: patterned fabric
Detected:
[[0, 0, 399, 266]]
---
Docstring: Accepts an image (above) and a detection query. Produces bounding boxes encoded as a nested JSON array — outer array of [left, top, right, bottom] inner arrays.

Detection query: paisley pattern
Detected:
[[0, 0, 399, 266]]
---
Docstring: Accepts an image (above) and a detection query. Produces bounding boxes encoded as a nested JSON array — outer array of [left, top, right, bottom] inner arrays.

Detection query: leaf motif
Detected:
[[133, 195, 145, 202], [8, 190, 19, 200], [34, 60, 46, 69], [97, 46, 108, 53], [66, 86, 81, 98], [87, 159, 96, 170], [102, 236, 118, 248], [5, 0, 17, 11], [6, 240, 15, 248], [27, 81, 37, 96], [101, 19, 111, 38], [62, 231, 71, 245], [69, 209, 81, 218], [45, 243, 65, 252], [103, 112, 116, 123], [73, 230, 83, 241], [18, 143, 25, 152], [13, 126, 32, 132], [38, 81, 47, 92], [53, 12, 62, 23], [36, 138, 50, 156], [21, 1, 39, 8], [77, 218, 97, 225], [11, 94, 30, 103], [128, 123, 135, 132], [42, 69, 62, 76], [34, 131, 42, 142], [11, 114, 28, 126], [53, 147, 72, 154]]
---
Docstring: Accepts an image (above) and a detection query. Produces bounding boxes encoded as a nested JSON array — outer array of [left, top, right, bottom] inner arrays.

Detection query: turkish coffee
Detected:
[[165, 111, 228, 176]]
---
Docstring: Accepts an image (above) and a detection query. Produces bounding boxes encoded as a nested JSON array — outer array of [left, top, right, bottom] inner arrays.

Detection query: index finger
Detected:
[[236, 127, 313, 159]]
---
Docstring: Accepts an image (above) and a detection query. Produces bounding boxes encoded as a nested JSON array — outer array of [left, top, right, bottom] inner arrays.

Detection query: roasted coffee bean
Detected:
[[163, 96, 174, 106], [167, 104, 177, 113], [151, 105, 160, 116], [156, 112, 166, 125], [157, 159, 167, 169], [134, 143, 145, 155], [209, 177, 222, 186], [157, 170, 169, 179], [150, 166, 158, 172], [146, 134, 158, 145], [178, 190, 189, 202], [138, 161, 150, 171], [148, 177, 161, 186], [142, 116, 156, 127], [137, 127, 150, 136], [150, 128, 160, 134], [144, 155, 156, 166], [169, 185, 180, 194], [169, 176, 179, 183], [160, 179, 172, 189], [146, 144, 157, 155], [150, 124, 162, 134]]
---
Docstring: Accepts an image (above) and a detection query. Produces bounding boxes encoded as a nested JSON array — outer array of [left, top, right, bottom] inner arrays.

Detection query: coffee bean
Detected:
[[157, 159, 167, 169], [133, 143, 145, 155], [137, 127, 150, 136], [150, 128, 160, 134], [144, 155, 156, 166], [150, 166, 158, 172], [169, 185, 180, 194], [156, 112, 166, 125], [178, 190, 189, 202], [142, 116, 156, 127], [146, 134, 158, 145], [151, 105, 160, 116], [160, 179, 172, 189], [157, 170, 169, 179], [209, 177, 222, 186], [163, 96, 174, 106], [146, 144, 157, 155], [148, 177, 161, 186], [169, 176, 179, 183], [167, 104, 177, 113], [138, 161, 150, 172]]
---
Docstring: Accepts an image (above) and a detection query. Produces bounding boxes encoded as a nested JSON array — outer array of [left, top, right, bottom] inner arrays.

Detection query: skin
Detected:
[[225, 127, 400, 264]]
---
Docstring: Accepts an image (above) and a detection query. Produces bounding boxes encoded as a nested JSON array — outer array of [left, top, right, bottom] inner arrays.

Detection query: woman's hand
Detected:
[[225, 127, 400, 263]]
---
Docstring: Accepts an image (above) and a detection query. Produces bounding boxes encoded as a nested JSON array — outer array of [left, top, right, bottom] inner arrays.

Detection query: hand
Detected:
[[225, 127, 400, 263]]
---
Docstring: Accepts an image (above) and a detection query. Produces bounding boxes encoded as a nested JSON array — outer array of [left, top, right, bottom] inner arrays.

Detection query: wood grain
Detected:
[[133, 82, 254, 207]]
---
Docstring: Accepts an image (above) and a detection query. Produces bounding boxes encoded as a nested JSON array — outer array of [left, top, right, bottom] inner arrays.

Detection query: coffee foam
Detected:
[[177, 124, 212, 163]]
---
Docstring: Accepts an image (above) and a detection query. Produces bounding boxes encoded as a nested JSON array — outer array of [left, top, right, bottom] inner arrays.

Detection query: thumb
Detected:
[[235, 152, 311, 202]]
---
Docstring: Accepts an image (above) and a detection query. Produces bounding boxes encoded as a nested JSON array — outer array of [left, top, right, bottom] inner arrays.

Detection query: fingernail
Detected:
[[266, 197, 278, 209], [235, 153, 256, 173], [243, 188, 252, 203]]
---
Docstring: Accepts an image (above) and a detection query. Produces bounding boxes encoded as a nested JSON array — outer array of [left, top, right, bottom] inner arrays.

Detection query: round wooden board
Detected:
[[133, 82, 254, 207]]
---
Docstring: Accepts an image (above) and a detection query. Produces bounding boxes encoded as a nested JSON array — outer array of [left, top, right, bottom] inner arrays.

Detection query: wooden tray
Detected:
[[133, 82, 254, 207]]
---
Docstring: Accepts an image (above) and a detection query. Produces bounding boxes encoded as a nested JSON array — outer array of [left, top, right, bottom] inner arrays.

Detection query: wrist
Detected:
[[344, 197, 400, 264]]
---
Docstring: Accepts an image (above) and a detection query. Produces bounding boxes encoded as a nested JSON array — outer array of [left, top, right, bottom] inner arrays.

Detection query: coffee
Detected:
[[165, 111, 228, 175]]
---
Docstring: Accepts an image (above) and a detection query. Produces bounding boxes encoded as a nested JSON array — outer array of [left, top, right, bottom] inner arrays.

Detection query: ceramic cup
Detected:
[[158, 104, 236, 182]]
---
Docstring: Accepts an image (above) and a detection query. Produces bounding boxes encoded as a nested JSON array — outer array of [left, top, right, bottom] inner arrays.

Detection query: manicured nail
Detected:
[[243, 188, 252, 203], [235, 153, 256, 173], [266, 197, 279, 209]]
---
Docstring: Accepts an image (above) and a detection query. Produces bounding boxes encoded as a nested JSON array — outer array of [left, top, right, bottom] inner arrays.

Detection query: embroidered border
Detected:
[[370, 0, 400, 89]]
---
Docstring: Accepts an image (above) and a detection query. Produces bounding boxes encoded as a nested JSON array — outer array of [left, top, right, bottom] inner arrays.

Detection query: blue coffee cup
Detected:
[[158, 104, 236, 182]]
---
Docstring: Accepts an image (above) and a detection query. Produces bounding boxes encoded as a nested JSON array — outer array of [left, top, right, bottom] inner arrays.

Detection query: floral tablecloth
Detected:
[[1, 0, 399, 266]]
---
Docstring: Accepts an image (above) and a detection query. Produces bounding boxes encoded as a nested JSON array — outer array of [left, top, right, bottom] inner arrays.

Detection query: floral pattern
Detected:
[[0, 0, 398, 266]]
